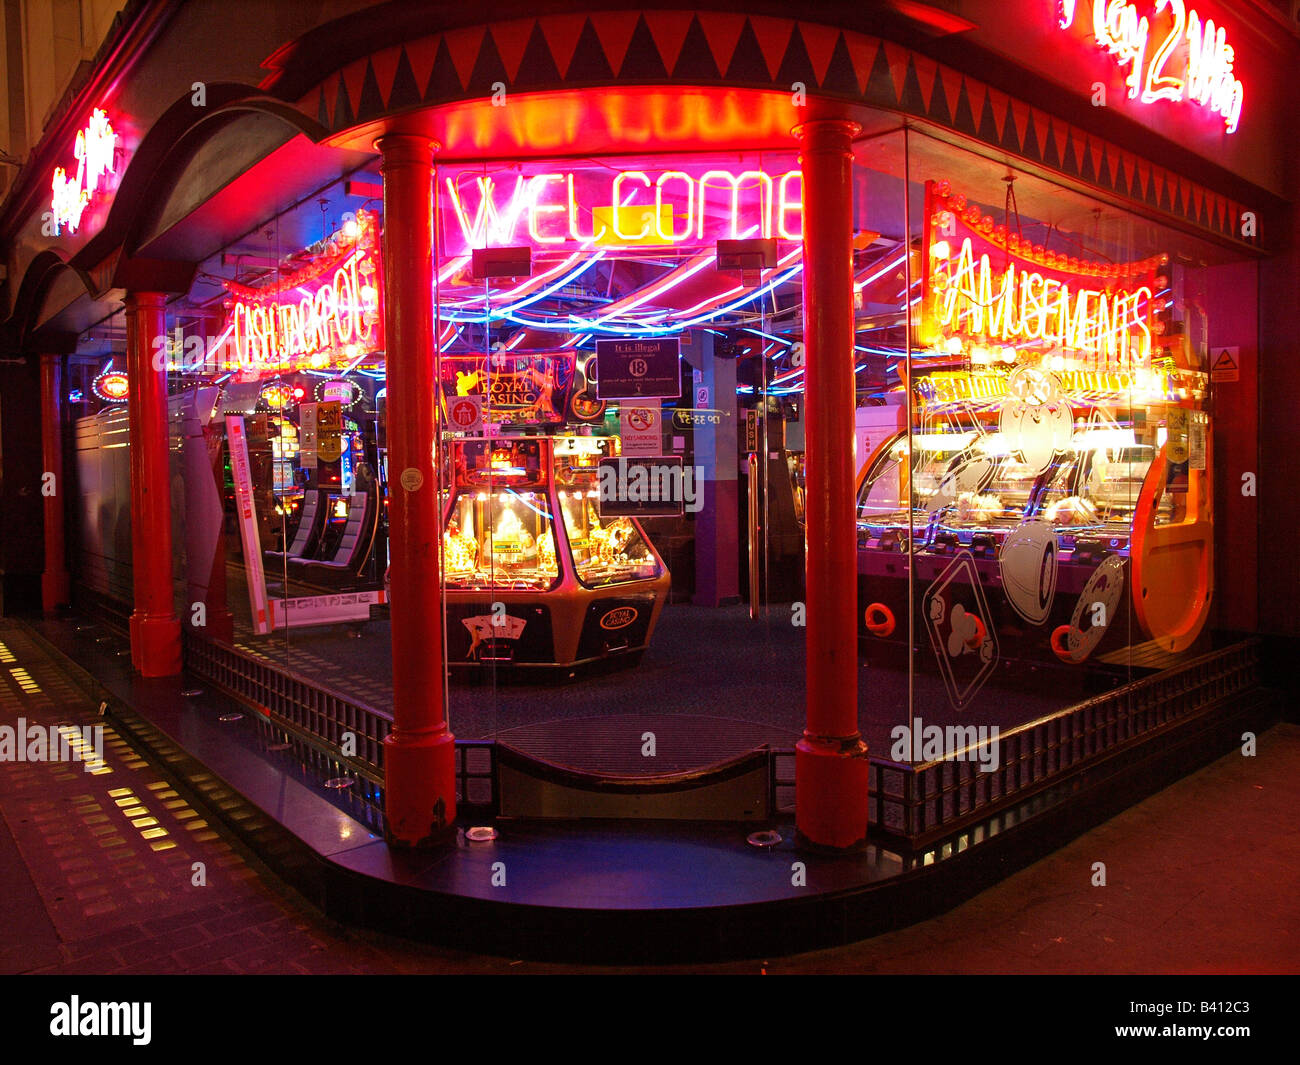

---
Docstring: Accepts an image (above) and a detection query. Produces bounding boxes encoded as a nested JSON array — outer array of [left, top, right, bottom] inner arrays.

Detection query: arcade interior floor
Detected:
[[226, 560, 1177, 764]]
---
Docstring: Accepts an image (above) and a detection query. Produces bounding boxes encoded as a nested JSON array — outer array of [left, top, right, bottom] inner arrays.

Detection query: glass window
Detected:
[[444, 487, 560, 591], [558, 487, 660, 587]]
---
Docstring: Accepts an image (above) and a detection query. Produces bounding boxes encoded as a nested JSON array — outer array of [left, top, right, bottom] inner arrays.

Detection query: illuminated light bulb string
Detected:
[[929, 180, 1165, 281]]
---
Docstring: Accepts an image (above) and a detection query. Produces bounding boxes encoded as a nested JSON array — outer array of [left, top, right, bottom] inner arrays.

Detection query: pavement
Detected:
[[1, 617, 1296, 974]]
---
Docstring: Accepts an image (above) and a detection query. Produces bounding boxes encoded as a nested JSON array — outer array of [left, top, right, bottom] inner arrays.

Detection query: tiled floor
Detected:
[[1, 619, 1296, 974]]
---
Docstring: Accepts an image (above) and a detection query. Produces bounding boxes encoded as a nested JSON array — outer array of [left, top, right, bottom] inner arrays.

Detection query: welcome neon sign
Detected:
[[1058, 0, 1244, 133], [49, 108, 118, 235], [440, 166, 804, 253], [922, 181, 1161, 370], [223, 210, 383, 378]]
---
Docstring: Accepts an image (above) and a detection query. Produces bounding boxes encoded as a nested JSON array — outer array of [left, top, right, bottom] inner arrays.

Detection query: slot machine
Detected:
[[439, 436, 670, 670]]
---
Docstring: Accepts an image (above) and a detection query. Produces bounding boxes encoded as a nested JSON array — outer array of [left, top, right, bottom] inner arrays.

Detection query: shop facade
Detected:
[[1, 1, 1294, 877]]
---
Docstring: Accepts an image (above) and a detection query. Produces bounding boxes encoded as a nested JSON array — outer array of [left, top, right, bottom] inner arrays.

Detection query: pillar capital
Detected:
[[375, 134, 439, 170], [793, 117, 862, 144]]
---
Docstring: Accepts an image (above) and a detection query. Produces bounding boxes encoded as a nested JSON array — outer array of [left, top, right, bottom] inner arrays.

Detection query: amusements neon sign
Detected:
[[922, 181, 1163, 369], [1058, 0, 1244, 133], [224, 210, 383, 377], [50, 109, 118, 234], [440, 167, 804, 252]]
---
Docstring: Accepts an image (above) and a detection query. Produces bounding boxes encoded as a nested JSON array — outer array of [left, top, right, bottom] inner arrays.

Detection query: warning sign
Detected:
[[1211, 347, 1240, 383], [619, 402, 662, 457]]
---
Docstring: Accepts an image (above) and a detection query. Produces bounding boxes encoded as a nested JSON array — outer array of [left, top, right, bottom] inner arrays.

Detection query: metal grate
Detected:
[[181, 630, 500, 825], [873, 638, 1264, 847], [182, 629, 1262, 845]]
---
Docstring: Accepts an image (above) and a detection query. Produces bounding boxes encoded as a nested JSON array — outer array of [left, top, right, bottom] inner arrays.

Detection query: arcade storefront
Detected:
[[2, 2, 1281, 871]]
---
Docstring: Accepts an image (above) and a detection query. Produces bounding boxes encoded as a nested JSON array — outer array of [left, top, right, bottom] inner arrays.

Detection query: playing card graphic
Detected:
[[462, 613, 527, 659], [923, 550, 1000, 710]]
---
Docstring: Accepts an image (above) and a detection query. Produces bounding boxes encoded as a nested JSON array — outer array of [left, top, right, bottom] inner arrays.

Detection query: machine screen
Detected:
[[443, 488, 561, 592]]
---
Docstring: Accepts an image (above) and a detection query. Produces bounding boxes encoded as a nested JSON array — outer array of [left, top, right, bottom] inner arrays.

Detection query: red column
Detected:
[[796, 117, 871, 850], [40, 354, 70, 612], [378, 134, 456, 844], [125, 292, 182, 677]]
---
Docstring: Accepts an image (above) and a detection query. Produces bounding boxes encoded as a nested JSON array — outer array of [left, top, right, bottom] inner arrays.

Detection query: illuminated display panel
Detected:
[[438, 157, 803, 257], [91, 369, 129, 402]]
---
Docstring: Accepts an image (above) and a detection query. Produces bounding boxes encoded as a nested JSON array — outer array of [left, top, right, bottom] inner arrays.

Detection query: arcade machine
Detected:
[[435, 350, 671, 672], [855, 180, 1213, 680]]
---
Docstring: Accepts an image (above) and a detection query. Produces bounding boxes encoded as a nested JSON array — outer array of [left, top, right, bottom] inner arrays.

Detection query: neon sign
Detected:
[[440, 167, 804, 253], [92, 369, 129, 402], [1059, 1, 1243, 133], [224, 210, 383, 378], [922, 181, 1162, 370], [50, 108, 118, 234]]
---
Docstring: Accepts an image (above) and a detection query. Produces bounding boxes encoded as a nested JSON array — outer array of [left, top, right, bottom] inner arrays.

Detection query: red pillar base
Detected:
[[41, 570, 70, 614], [131, 613, 182, 678], [795, 734, 871, 852], [384, 729, 458, 846]]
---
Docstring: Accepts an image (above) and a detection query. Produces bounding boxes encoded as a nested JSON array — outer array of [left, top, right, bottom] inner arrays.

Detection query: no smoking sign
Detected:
[[620, 402, 662, 457]]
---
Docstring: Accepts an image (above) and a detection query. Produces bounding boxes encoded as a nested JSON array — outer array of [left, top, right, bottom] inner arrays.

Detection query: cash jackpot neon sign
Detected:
[[440, 166, 804, 252], [1058, 1, 1243, 133], [49, 108, 118, 235], [224, 210, 383, 377], [922, 181, 1164, 369]]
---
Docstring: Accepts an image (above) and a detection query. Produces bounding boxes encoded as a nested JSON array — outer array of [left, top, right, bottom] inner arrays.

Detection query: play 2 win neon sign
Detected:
[[49, 108, 119, 234], [1058, 1, 1243, 133]]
